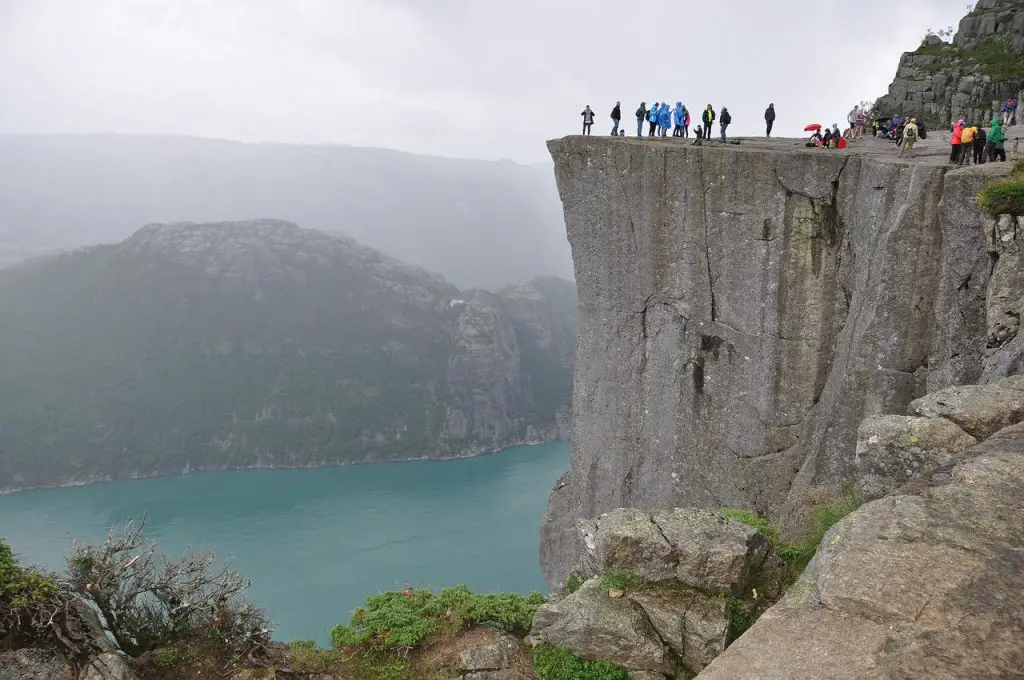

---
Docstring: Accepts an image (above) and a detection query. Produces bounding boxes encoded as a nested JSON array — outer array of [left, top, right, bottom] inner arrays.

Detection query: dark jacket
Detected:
[[702, 108, 715, 125], [765, 106, 775, 122], [721, 109, 732, 125], [975, 127, 987, 146], [611, 105, 621, 121], [636, 105, 647, 121]]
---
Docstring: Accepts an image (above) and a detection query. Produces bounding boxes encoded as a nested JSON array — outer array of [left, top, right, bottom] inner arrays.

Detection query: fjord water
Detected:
[[0, 442, 569, 644]]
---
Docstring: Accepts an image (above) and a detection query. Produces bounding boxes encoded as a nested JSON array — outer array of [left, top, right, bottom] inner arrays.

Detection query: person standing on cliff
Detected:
[[765, 103, 776, 137], [683, 106, 691, 138], [949, 118, 964, 163], [581, 106, 595, 135], [719, 107, 732, 142], [1003, 96, 1017, 127], [635, 102, 647, 137], [658, 103, 671, 137], [610, 101, 622, 136], [702, 105, 715, 140], [673, 102, 686, 137], [648, 103, 659, 136], [959, 122, 977, 165], [973, 125, 987, 164], [988, 116, 1006, 162], [899, 118, 919, 158]]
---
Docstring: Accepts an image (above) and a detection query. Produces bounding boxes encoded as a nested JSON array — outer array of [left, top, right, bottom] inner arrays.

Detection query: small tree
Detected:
[[66, 518, 272, 658]]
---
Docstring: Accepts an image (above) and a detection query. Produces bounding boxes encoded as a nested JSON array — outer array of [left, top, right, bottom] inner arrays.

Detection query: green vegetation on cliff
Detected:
[[0, 220, 576, 490], [978, 159, 1024, 216]]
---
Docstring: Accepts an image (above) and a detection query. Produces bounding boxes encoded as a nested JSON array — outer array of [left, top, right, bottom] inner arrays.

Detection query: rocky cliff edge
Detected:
[[541, 134, 1019, 589]]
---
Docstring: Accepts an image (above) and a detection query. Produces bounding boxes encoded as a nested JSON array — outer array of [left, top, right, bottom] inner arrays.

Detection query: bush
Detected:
[[288, 640, 342, 673], [67, 518, 272, 658], [564, 575, 584, 595], [597, 570, 647, 592], [330, 585, 544, 652], [0, 539, 87, 652], [977, 175, 1024, 216], [532, 644, 629, 680]]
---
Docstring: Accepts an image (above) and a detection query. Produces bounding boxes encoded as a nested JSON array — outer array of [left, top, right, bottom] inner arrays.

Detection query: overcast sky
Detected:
[[0, 0, 973, 163]]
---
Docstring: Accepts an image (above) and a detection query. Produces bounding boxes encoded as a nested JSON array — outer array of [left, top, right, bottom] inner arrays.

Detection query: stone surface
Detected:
[[909, 383, 1024, 438], [695, 423, 1024, 679], [854, 414, 977, 498], [529, 579, 673, 675], [576, 508, 767, 596], [630, 587, 729, 673], [460, 632, 522, 672], [80, 654, 136, 680], [983, 215, 1024, 379], [540, 134, 1000, 589], [0, 649, 74, 680]]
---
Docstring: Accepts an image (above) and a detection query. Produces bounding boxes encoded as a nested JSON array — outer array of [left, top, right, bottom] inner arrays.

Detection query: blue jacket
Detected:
[[658, 104, 671, 127], [649, 105, 659, 123], [674, 103, 685, 127]]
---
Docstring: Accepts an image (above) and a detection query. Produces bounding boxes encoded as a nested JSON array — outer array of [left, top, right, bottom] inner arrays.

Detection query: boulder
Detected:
[[854, 415, 977, 498], [695, 424, 1024, 679], [578, 508, 677, 582], [0, 649, 74, 680], [652, 509, 767, 596], [909, 383, 1024, 439], [459, 631, 523, 674], [529, 579, 673, 675], [629, 586, 729, 673]]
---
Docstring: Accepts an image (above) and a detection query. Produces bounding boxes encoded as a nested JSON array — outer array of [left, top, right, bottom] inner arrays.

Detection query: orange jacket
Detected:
[[951, 121, 963, 144]]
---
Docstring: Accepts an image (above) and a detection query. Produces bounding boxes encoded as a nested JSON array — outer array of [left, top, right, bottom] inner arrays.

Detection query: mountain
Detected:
[[874, 0, 1024, 127], [0, 134, 571, 289], [0, 220, 576, 491]]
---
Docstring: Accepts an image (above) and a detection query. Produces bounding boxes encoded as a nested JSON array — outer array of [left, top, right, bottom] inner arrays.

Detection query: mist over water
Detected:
[[0, 442, 568, 644]]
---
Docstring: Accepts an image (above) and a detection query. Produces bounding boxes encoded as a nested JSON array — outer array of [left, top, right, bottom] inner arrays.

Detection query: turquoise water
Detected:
[[0, 442, 569, 644]]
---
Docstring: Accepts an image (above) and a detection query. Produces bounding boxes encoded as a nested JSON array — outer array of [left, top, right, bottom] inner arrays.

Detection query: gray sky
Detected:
[[0, 0, 972, 163]]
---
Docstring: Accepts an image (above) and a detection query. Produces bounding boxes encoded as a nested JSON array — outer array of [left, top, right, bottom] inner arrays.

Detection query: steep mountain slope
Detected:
[[0, 220, 576, 491], [0, 134, 571, 288]]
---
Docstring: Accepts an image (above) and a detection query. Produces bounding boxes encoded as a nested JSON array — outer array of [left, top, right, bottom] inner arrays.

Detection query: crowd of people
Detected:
[[581, 102, 736, 142], [578, 94, 1018, 163]]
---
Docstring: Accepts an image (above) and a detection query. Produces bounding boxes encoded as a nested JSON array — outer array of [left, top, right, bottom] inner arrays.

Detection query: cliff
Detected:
[[540, 135, 1018, 589], [875, 0, 1024, 127], [0, 220, 575, 491]]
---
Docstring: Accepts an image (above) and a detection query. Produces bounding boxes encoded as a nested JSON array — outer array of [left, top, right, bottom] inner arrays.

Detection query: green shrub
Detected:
[[564, 574, 584, 595], [532, 644, 629, 680], [723, 596, 754, 643], [0, 539, 64, 644], [597, 570, 647, 591], [152, 646, 184, 669], [718, 508, 782, 547], [978, 175, 1024, 216], [330, 585, 545, 652]]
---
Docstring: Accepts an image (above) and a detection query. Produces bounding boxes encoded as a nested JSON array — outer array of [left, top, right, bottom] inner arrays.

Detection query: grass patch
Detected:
[[597, 570, 647, 591], [288, 640, 343, 673], [719, 508, 782, 546], [564, 574, 584, 595], [331, 585, 544, 652], [978, 162, 1024, 216], [532, 643, 629, 680]]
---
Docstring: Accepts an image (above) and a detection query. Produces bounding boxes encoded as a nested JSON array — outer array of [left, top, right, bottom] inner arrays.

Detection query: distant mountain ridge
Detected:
[[0, 220, 577, 491], [0, 134, 571, 288]]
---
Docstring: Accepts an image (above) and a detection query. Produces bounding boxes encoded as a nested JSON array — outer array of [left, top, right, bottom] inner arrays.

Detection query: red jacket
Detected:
[[951, 121, 963, 145]]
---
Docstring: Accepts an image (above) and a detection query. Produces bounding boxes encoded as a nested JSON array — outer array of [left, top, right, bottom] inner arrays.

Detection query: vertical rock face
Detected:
[[875, 0, 1024, 127], [540, 137, 1004, 589]]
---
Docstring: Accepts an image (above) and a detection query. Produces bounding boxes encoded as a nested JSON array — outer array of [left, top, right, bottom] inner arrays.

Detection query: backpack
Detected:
[[904, 124, 918, 141]]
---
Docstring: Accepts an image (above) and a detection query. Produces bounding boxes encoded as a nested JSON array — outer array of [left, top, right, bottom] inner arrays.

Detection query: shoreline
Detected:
[[0, 436, 569, 496]]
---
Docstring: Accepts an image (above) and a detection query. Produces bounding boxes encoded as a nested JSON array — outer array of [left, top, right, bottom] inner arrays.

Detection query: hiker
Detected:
[[959, 122, 977, 165], [1003, 96, 1017, 127], [973, 125, 987, 164], [822, 126, 833, 147], [692, 125, 703, 145], [854, 108, 867, 139], [899, 118, 919, 158], [673, 102, 686, 137], [988, 116, 1006, 162], [682, 106, 691, 138], [831, 123, 841, 148], [648, 103, 659, 136], [949, 118, 964, 163], [581, 106, 595, 135], [702, 105, 715, 140], [635, 102, 647, 137], [610, 101, 621, 135], [765, 103, 776, 137], [847, 106, 859, 138], [719, 107, 732, 142], [658, 103, 671, 137]]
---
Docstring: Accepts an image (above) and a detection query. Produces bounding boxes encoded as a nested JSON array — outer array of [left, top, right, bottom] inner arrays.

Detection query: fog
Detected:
[[0, 0, 973, 163]]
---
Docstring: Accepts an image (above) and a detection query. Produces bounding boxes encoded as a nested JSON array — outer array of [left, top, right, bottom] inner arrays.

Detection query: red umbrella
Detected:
[[804, 123, 822, 132]]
